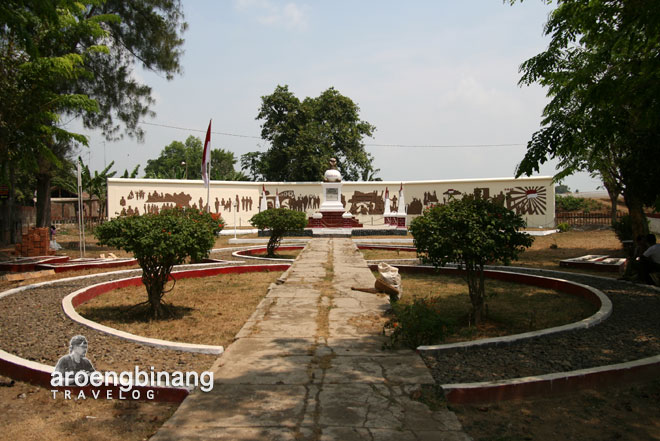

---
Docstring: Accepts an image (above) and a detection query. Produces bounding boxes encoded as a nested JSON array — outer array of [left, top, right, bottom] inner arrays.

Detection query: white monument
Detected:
[[319, 158, 344, 212], [309, 158, 362, 228]]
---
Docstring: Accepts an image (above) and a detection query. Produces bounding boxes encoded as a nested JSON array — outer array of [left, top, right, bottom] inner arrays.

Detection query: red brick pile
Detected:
[[15, 227, 52, 257]]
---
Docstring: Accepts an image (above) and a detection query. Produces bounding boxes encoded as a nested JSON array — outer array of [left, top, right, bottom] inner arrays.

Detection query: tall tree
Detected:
[[144, 135, 246, 180], [511, 0, 660, 239], [1, 1, 100, 241], [1, 0, 187, 233], [241, 85, 377, 182]]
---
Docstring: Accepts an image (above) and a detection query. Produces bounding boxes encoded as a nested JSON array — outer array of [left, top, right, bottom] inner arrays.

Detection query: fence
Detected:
[[556, 211, 624, 226]]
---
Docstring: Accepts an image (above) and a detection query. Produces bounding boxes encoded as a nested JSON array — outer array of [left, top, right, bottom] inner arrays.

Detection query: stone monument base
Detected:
[[384, 213, 407, 228], [308, 211, 363, 228]]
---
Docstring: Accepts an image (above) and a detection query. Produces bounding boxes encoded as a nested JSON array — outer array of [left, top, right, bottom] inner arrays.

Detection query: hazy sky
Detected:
[[68, 0, 603, 192]]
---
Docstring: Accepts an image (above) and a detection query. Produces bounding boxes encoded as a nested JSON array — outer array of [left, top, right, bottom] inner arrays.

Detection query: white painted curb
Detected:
[[442, 354, 660, 393], [415, 269, 612, 351], [62, 278, 224, 355]]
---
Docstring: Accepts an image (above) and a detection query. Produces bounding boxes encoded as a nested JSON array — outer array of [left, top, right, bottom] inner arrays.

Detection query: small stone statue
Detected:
[[323, 158, 342, 182]]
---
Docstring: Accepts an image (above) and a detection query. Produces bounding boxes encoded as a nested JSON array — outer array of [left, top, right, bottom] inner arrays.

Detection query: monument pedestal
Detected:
[[308, 210, 363, 228], [308, 159, 363, 229], [384, 213, 407, 228]]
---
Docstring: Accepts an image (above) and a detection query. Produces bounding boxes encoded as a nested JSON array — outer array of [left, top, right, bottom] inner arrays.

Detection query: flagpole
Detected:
[[202, 119, 212, 212]]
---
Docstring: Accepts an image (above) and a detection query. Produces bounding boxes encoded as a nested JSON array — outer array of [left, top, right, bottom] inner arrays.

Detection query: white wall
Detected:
[[107, 176, 555, 228]]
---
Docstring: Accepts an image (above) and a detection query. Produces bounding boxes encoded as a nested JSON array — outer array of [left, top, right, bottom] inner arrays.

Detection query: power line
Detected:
[[365, 143, 525, 148], [139, 121, 261, 139], [138, 120, 526, 149]]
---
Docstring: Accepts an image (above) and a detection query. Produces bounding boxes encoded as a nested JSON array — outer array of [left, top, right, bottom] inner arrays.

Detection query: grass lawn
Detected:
[[393, 272, 597, 343], [360, 229, 625, 276], [77, 271, 282, 348]]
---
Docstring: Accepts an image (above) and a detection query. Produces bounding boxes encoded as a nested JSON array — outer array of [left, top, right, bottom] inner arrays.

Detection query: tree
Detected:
[[241, 85, 377, 182], [409, 194, 533, 324], [511, 0, 660, 240], [1, 0, 187, 231], [78, 157, 116, 219], [1, 1, 101, 242], [144, 135, 245, 180], [95, 207, 223, 319], [121, 164, 141, 178], [249, 208, 307, 257]]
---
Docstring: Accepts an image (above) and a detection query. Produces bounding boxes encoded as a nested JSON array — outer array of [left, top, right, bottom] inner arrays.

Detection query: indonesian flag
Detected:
[[201, 119, 212, 188]]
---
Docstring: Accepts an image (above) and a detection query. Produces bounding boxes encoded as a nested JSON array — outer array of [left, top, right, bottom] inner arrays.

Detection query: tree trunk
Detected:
[[625, 193, 648, 241], [142, 264, 173, 320], [603, 181, 620, 225], [35, 172, 51, 228], [466, 266, 486, 325], [9, 166, 16, 244], [267, 234, 280, 257], [0, 164, 16, 245]]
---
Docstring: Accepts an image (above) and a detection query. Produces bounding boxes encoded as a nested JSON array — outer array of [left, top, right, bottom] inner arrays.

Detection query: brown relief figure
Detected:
[[121, 207, 127, 216], [126, 206, 134, 216], [443, 189, 462, 204], [128, 190, 134, 200], [146, 191, 192, 207], [347, 190, 383, 215], [506, 187, 547, 215], [235, 195, 240, 212], [144, 204, 147, 213], [134, 207, 140, 215], [471, 187, 491, 201], [423, 191, 438, 206], [215, 197, 220, 214], [407, 198, 423, 215], [120, 196, 126, 206], [192, 203, 198, 210], [199, 197, 204, 211], [248, 196, 253, 211]]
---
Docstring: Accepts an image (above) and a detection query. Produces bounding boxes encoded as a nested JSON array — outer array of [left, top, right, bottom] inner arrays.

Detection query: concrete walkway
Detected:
[[152, 238, 471, 441]]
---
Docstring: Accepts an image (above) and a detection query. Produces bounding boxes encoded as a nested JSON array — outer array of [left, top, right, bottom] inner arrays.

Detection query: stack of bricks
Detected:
[[15, 227, 51, 257]]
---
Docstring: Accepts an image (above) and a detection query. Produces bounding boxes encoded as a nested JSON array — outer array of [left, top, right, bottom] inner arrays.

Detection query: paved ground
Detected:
[[151, 238, 471, 441]]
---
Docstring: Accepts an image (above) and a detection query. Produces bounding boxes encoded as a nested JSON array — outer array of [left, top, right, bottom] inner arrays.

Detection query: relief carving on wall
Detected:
[[505, 186, 547, 215], [347, 190, 384, 215], [406, 186, 547, 217]]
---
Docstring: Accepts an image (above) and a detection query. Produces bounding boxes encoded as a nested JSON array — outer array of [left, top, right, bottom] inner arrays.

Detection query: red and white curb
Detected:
[[0, 263, 290, 401]]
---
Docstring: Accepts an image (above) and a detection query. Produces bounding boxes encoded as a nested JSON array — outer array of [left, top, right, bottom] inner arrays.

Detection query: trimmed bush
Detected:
[[409, 194, 533, 324], [95, 207, 223, 319], [250, 208, 307, 257]]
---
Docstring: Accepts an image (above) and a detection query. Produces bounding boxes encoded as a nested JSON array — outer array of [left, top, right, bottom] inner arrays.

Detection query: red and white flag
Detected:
[[201, 119, 212, 188]]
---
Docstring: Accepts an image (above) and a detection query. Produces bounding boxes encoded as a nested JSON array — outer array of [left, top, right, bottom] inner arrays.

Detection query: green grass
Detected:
[[394, 272, 597, 343]]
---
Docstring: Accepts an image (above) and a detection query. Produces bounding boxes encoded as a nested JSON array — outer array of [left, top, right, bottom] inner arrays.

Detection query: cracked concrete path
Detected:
[[151, 238, 471, 441]]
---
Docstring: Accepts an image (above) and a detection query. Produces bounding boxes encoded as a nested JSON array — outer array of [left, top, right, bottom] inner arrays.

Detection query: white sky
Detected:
[[67, 0, 603, 192]]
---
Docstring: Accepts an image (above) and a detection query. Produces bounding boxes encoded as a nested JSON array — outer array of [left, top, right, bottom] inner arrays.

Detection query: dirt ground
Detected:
[[1, 228, 659, 440], [452, 378, 660, 441], [0, 378, 177, 441]]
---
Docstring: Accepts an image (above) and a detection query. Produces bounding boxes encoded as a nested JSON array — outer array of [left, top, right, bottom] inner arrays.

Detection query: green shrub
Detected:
[[409, 194, 532, 324], [385, 297, 452, 349], [555, 195, 604, 213], [612, 214, 633, 242], [250, 208, 307, 257], [95, 207, 223, 319], [557, 222, 571, 232]]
